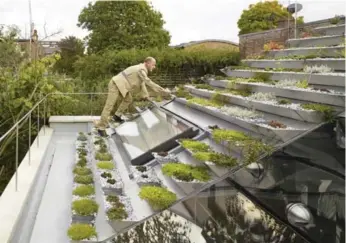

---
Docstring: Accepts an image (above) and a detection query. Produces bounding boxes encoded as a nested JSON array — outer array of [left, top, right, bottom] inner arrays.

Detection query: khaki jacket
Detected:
[[112, 63, 167, 98]]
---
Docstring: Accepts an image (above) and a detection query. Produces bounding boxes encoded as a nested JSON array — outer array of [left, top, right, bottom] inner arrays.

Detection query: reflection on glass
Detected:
[[230, 123, 345, 243], [116, 108, 189, 160]]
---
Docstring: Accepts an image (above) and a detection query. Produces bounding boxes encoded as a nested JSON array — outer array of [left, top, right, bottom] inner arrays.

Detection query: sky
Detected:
[[0, 0, 345, 45]]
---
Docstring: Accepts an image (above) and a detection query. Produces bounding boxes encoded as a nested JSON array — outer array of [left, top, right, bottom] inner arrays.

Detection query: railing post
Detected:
[[29, 113, 31, 166], [44, 97, 46, 135], [37, 99, 40, 147], [15, 124, 19, 191]]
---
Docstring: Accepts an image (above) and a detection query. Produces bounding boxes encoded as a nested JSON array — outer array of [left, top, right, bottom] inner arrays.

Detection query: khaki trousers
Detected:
[[96, 80, 132, 130]]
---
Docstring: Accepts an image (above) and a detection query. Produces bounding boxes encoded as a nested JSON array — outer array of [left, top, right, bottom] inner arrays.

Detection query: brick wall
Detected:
[[239, 17, 345, 58]]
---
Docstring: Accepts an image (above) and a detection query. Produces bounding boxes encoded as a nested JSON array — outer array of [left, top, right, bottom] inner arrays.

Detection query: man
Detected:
[[95, 57, 170, 136]]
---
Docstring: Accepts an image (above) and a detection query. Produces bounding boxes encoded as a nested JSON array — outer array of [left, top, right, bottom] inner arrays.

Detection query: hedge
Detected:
[[73, 47, 240, 81]]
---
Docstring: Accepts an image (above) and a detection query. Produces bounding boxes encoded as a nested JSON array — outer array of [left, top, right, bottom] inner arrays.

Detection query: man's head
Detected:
[[144, 57, 156, 72]]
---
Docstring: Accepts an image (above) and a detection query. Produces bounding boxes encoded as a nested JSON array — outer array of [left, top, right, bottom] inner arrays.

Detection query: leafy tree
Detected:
[[77, 1, 170, 53], [54, 36, 84, 74], [237, 1, 292, 35]]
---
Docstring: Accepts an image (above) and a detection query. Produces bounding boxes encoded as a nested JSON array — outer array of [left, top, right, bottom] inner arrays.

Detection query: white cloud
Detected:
[[0, 0, 345, 45]]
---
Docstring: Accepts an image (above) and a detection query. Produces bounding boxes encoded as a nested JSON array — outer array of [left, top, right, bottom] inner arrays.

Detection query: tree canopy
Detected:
[[77, 1, 171, 53], [54, 36, 84, 74], [237, 1, 292, 35]]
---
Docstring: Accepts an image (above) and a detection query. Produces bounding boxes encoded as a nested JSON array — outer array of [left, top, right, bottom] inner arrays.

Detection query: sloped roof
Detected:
[[172, 39, 239, 48]]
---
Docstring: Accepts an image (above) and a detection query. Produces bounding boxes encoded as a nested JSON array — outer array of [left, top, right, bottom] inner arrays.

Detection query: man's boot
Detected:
[[112, 115, 125, 123]]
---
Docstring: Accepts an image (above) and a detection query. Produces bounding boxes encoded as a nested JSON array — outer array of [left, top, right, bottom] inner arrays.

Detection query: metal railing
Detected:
[[0, 92, 109, 192]]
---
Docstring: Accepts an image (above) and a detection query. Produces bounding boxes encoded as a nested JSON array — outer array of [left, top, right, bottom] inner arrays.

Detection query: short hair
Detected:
[[144, 57, 156, 63]]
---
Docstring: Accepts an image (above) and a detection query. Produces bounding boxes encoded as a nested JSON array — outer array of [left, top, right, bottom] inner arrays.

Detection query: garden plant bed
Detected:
[[131, 165, 162, 187], [90, 135, 124, 195], [220, 69, 345, 87], [185, 85, 325, 123], [152, 151, 179, 164], [286, 35, 345, 48], [209, 79, 345, 107], [266, 46, 345, 58], [138, 185, 177, 212], [103, 194, 137, 232], [174, 97, 307, 142]]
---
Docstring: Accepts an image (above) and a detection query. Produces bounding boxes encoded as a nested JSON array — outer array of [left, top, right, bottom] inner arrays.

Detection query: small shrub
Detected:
[[162, 163, 210, 182], [263, 41, 284, 51], [253, 72, 272, 82], [107, 178, 116, 185], [95, 152, 112, 161], [74, 175, 94, 184], [77, 158, 87, 167], [136, 165, 147, 172], [67, 224, 97, 241], [107, 207, 128, 220], [175, 87, 193, 99], [268, 120, 287, 129], [187, 97, 223, 108], [73, 185, 95, 197], [330, 15, 341, 25], [98, 144, 108, 153], [94, 138, 105, 146], [106, 195, 120, 204], [296, 79, 309, 89], [301, 103, 334, 122], [77, 133, 88, 141], [72, 199, 98, 216], [101, 172, 112, 178], [212, 129, 251, 144], [97, 161, 114, 170], [193, 152, 238, 167], [73, 167, 92, 176], [142, 174, 149, 179], [180, 139, 210, 152], [278, 99, 292, 105], [139, 186, 177, 211]]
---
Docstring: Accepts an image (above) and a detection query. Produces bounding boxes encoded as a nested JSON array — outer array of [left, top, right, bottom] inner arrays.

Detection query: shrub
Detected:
[[67, 224, 97, 241], [187, 97, 223, 108], [139, 186, 177, 211], [98, 144, 108, 153], [94, 138, 106, 146], [180, 139, 210, 153], [101, 172, 112, 178], [193, 152, 238, 167], [175, 86, 193, 99], [73, 185, 95, 197], [330, 15, 341, 25], [97, 161, 114, 170], [278, 99, 292, 105], [301, 103, 334, 122], [73, 167, 92, 176], [268, 120, 287, 129], [107, 207, 128, 220], [162, 163, 210, 182], [263, 41, 284, 51], [106, 195, 121, 204], [72, 199, 98, 216], [74, 175, 94, 184], [107, 178, 116, 185], [136, 166, 147, 172], [77, 157, 87, 167], [253, 72, 272, 83], [296, 79, 309, 89], [237, 1, 292, 35], [212, 129, 251, 144], [77, 132, 88, 141], [95, 152, 112, 161]]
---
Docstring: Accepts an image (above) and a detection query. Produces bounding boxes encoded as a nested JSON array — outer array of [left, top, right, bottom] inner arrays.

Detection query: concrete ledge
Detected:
[[185, 85, 324, 123], [287, 35, 345, 48], [49, 116, 100, 123], [314, 24, 345, 36], [243, 59, 345, 71], [0, 127, 54, 243], [210, 79, 345, 107], [267, 46, 344, 58], [222, 69, 345, 87]]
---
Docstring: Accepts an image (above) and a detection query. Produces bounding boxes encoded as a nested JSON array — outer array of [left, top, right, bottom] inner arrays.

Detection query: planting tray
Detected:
[[242, 58, 346, 71], [107, 220, 137, 233], [186, 85, 325, 123], [287, 35, 345, 48], [266, 46, 345, 58], [152, 152, 179, 164], [132, 165, 162, 187], [174, 97, 307, 143], [172, 179, 205, 195], [209, 79, 346, 107], [221, 69, 345, 87], [314, 24, 345, 36]]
